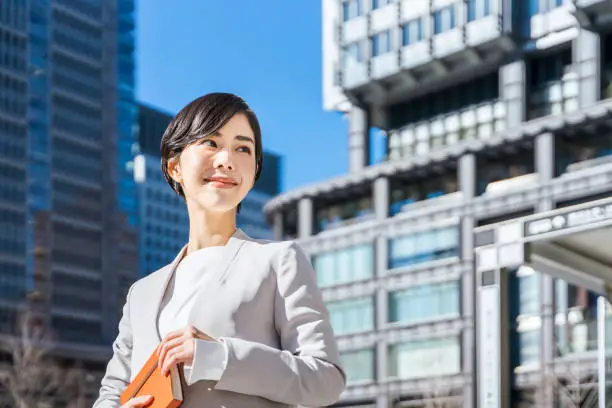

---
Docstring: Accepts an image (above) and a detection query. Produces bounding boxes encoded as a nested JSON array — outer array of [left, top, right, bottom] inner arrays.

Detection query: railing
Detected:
[[388, 99, 505, 161]]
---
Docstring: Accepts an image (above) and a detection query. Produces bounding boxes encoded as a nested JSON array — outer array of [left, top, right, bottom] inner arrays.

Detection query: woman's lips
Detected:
[[205, 177, 238, 188]]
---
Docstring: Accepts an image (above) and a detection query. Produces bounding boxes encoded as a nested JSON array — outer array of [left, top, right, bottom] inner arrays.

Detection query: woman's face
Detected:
[[169, 113, 257, 214]]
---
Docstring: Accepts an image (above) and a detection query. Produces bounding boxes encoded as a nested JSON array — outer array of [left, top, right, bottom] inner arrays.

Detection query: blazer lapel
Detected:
[[152, 245, 188, 342], [151, 229, 251, 342]]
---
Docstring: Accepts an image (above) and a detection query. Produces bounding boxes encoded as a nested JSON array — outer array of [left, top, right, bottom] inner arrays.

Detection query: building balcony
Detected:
[[400, 40, 431, 69], [340, 381, 378, 405], [527, 69, 579, 120], [371, 52, 397, 79], [343, 61, 370, 90], [388, 99, 505, 162], [466, 14, 504, 46], [378, 373, 468, 403], [432, 28, 464, 59], [341, 374, 469, 406], [528, 3, 577, 43], [336, 1, 514, 115], [552, 160, 612, 202], [342, 15, 368, 44]]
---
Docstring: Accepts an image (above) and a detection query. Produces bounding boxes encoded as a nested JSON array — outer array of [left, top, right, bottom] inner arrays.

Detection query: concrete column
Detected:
[[573, 28, 601, 108], [460, 153, 476, 408], [536, 131, 555, 407], [536, 132, 555, 184], [272, 211, 283, 241], [297, 197, 313, 239], [348, 106, 369, 172], [462, 216, 476, 408], [500, 60, 526, 129], [375, 226, 389, 408], [374, 176, 389, 221], [459, 153, 476, 199]]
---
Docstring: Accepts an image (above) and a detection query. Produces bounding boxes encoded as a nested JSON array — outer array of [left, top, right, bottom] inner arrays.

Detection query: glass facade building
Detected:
[[267, 0, 612, 407], [0, 1, 139, 391]]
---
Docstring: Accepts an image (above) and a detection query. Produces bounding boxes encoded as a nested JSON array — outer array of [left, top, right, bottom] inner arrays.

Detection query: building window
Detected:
[[315, 194, 373, 233], [388, 281, 460, 325], [527, 48, 578, 120], [342, 0, 362, 21], [467, 0, 492, 22], [371, 30, 392, 57], [282, 207, 298, 240], [508, 267, 542, 370], [313, 244, 374, 287], [476, 145, 535, 195], [339, 349, 375, 383], [342, 41, 363, 67], [554, 280, 598, 356], [389, 337, 461, 379], [388, 226, 459, 270], [602, 33, 612, 100], [517, 325, 540, 367], [372, 0, 393, 9], [555, 132, 612, 176], [389, 173, 458, 215], [402, 19, 423, 46], [327, 297, 374, 335], [433, 5, 455, 34], [387, 72, 501, 160]]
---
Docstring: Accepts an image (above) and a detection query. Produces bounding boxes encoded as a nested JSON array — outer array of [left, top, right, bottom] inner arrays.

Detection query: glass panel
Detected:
[[555, 281, 599, 356], [389, 281, 460, 324], [314, 244, 374, 287], [340, 349, 375, 383], [389, 337, 461, 379], [327, 297, 374, 335], [388, 226, 459, 269]]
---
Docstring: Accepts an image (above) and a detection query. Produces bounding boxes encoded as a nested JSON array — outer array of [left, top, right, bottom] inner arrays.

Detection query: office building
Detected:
[[265, 1, 612, 407], [135, 104, 283, 277], [0, 0, 138, 397], [239, 151, 283, 240], [135, 103, 187, 277]]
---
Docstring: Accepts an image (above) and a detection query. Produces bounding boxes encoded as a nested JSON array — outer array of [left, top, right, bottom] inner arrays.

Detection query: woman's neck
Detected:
[[186, 208, 237, 255]]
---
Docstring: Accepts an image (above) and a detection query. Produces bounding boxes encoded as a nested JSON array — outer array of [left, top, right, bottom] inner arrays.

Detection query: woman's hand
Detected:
[[158, 325, 217, 376], [121, 395, 154, 407]]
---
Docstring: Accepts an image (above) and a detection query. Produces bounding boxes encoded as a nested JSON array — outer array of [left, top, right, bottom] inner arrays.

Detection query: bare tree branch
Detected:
[[0, 310, 88, 408]]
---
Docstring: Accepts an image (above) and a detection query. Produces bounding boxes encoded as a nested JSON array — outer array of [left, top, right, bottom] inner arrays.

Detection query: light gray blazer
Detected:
[[93, 229, 346, 408]]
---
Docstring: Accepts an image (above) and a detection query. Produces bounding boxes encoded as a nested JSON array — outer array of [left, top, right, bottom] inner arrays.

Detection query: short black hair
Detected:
[[160, 93, 263, 210]]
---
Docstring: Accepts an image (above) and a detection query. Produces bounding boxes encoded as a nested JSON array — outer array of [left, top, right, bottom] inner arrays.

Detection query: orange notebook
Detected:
[[120, 345, 184, 408]]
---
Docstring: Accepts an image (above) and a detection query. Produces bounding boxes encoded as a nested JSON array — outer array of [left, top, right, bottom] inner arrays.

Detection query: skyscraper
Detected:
[[0, 0, 138, 380], [266, 1, 612, 407]]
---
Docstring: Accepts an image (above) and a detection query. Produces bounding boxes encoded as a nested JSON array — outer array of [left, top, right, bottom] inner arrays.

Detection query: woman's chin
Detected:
[[193, 200, 240, 214]]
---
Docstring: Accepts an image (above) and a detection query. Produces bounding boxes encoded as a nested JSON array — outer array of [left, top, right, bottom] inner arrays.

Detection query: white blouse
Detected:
[[157, 245, 228, 385]]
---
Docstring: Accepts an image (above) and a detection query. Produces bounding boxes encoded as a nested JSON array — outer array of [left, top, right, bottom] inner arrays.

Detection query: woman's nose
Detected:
[[214, 149, 234, 170]]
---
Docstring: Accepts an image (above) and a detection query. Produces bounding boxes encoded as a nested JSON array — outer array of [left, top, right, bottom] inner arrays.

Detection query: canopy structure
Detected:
[[473, 196, 612, 407]]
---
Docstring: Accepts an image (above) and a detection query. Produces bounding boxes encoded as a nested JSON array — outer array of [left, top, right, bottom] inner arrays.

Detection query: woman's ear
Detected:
[[167, 156, 182, 184]]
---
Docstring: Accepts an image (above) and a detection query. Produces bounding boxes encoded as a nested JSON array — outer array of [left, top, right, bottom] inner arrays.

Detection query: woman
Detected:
[[93, 93, 346, 408]]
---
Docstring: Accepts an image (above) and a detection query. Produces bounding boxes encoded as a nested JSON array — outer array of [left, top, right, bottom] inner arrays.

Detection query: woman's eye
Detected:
[[237, 146, 252, 154], [201, 139, 217, 148]]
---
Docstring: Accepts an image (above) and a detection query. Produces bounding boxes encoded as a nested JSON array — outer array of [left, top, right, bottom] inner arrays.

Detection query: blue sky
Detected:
[[136, 1, 347, 192]]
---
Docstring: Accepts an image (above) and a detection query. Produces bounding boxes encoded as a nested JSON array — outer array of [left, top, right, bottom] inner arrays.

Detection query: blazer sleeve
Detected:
[[92, 284, 135, 408], [214, 242, 346, 407]]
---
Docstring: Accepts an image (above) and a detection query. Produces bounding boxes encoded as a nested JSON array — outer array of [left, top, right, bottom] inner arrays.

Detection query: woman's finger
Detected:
[[124, 394, 153, 407], [159, 329, 184, 348], [158, 337, 185, 370], [161, 346, 185, 376]]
